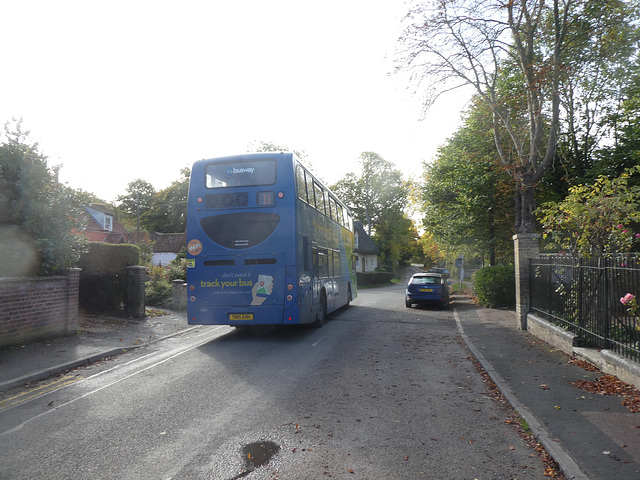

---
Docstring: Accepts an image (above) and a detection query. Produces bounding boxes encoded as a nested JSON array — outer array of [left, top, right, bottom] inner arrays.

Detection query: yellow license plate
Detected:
[[229, 313, 253, 321], [419, 288, 433, 292]]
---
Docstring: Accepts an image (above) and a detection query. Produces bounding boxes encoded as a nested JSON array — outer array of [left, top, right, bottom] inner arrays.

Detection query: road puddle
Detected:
[[229, 440, 280, 479]]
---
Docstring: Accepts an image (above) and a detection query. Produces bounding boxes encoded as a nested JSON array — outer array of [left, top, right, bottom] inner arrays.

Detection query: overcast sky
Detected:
[[1, 0, 469, 202]]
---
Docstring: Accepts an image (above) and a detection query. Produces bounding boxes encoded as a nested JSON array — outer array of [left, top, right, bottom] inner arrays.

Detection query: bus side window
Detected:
[[336, 203, 344, 227], [314, 182, 325, 215], [333, 250, 340, 277], [296, 166, 308, 203], [318, 248, 329, 277], [329, 196, 338, 222], [307, 175, 316, 209], [302, 235, 310, 271]]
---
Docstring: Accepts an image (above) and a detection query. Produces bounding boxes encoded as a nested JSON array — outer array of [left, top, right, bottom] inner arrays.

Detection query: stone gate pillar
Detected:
[[126, 266, 147, 319], [513, 233, 541, 330], [172, 279, 187, 311]]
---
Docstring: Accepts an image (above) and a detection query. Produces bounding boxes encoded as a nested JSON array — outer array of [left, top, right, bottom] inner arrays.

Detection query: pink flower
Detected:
[[617, 224, 624, 228], [623, 230, 628, 234], [621, 293, 635, 305], [635, 233, 640, 238]]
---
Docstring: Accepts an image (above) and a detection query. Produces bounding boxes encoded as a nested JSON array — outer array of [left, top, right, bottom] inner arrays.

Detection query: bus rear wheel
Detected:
[[342, 285, 352, 310], [313, 293, 327, 328]]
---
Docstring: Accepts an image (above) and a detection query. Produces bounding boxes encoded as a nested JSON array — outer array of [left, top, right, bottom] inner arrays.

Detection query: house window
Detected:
[[354, 232, 359, 248], [104, 216, 113, 232]]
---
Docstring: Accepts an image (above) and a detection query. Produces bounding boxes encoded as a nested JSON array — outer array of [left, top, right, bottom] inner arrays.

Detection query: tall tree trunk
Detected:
[[488, 207, 496, 266], [514, 174, 537, 234]]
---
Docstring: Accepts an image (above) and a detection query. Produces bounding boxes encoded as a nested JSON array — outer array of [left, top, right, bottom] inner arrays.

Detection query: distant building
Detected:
[[354, 221, 380, 272], [151, 232, 186, 266], [81, 204, 129, 244]]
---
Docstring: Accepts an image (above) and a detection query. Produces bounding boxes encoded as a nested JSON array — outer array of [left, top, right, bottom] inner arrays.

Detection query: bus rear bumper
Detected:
[[187, 305, 297, 326]]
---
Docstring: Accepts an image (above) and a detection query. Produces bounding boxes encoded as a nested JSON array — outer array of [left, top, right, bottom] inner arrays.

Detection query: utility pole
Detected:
[[136, 190, 140, 244]]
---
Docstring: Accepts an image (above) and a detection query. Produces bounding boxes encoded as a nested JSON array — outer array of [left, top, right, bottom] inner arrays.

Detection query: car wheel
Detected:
[[405, 297, 412, 308]]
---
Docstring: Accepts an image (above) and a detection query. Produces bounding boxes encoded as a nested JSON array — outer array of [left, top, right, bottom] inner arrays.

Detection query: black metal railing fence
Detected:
[[530, 255, 640, 362]]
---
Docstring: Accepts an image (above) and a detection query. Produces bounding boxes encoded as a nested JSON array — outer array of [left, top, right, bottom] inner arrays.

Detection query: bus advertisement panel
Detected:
[[186, 152, 356, 328]]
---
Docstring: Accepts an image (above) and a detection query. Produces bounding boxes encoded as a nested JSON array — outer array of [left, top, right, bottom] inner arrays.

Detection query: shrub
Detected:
[[145, 265, 172, 307], [472, 265, 515, 308], [144, 256, 187, 307], [167, 257, 187, 281], [146, 265, 172, 307]]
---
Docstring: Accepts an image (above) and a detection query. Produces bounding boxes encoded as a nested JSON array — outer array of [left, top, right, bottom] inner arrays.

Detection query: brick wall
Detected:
[[0, 269, 80, 348]]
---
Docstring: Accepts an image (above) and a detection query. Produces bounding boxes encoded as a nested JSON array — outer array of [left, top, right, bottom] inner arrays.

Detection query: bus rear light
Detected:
[[190, 296, 196, 302], [189, 285, 195, 291], [287, 295, 293, 301], [277, 192, 284, 199], [287, 283, 293, 290], [196, 197, 203, 203]]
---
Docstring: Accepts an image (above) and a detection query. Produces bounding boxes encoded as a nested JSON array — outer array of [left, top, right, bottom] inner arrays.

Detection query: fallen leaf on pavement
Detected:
[[571, 375, 640, 412]]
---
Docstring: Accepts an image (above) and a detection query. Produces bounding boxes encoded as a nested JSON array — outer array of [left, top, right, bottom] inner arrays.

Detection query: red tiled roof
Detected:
[[152, 232, 186, 253]]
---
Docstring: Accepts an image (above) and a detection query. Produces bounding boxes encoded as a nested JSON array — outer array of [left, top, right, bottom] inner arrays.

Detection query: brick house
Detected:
[[82, 204, 129, 244]]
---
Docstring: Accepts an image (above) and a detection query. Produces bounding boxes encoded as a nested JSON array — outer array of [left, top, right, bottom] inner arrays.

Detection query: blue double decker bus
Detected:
[[186, 152, 356, 328]]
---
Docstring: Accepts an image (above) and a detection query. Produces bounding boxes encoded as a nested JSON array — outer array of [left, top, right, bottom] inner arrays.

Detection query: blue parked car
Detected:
[[405, 272, 449, 308]]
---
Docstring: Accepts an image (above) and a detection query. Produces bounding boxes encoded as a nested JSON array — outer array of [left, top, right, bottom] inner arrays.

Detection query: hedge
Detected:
[[357, 271, 394, 286], [78, 242, 140, 275], [472, 265, 515, 308]]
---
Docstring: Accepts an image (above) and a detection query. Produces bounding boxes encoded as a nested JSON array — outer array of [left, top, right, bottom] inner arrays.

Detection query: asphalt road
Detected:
[[0, 283, 547, 479]]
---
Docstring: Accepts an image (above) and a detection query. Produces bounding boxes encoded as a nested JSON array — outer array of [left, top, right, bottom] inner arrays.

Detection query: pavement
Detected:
[[2, 301, 640, 479], [0, 309, 198, 392]]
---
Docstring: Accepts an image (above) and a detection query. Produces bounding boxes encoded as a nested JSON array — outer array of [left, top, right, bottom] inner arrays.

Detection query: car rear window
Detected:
[[411, 276, 439, 285]]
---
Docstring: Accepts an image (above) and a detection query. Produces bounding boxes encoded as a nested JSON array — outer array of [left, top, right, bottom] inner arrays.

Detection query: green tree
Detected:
[[332, 152, 407, 234], [421, 99, 514, 265], [537, 166, 640, 256], [332, 152, 417, 267], [417, 231, 444, 268], [398, 0, 576, 234], [0, 119, 87, 276], [116, 179, 156, 241], [554, 0, 640, 189], [144, 168, 190, 233], [591, 64, 640, 181]]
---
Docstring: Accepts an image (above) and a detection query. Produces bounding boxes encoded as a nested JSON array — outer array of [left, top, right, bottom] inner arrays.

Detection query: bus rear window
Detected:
[[206, 160, 276, 188]]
